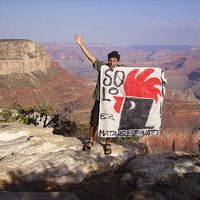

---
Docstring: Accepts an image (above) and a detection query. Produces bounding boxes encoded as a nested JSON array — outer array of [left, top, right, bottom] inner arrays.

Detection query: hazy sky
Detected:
[[0, 0, 200, 46]]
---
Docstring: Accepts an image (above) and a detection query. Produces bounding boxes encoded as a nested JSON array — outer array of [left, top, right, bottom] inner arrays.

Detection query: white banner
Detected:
[[98, 65, 166, 137]]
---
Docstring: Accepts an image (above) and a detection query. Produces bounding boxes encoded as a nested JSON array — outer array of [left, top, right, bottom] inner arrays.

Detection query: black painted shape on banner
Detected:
[[119, 97, 153, 130]]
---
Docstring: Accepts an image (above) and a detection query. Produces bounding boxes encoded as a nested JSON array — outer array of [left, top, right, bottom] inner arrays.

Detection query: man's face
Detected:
[[108, 57, 118, 69]]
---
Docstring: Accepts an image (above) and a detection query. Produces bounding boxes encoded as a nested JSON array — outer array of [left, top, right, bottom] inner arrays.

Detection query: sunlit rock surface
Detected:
[[0, 122, 146, 190], [0, 39, 50, 74], [1, 123, 200, 200]]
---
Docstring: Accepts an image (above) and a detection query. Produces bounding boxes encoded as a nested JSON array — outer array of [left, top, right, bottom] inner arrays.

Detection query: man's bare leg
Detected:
[[88, 125, 97, 143]]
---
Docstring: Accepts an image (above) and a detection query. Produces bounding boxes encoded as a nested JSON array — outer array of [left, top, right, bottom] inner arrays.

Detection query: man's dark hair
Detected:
[[108, 51, 120, 61]]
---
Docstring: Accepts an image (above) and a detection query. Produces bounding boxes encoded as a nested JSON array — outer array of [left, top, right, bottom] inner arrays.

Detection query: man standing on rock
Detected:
[[75, 34, 121, 155]]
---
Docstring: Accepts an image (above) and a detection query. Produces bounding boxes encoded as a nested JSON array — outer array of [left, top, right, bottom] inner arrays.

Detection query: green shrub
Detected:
[[2, 108, 13, 122], [17, 115, 28, 124]]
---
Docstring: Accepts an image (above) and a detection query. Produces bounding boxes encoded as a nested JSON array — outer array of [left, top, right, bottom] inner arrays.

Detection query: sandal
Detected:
[[82, 141, 94, 151], [104, 143, 112, 155]]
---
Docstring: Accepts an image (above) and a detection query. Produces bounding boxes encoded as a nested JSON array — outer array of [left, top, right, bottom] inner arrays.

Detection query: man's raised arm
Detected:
[[75, 34, 96, 64]]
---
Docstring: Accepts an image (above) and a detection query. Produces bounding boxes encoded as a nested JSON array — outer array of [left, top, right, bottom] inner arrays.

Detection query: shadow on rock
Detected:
[[125, 153, 200, 200], [50, 114, 78, 137]]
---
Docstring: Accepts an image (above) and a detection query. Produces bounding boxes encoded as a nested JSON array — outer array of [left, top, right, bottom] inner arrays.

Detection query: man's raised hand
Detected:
[[75, 34, 84, 46]]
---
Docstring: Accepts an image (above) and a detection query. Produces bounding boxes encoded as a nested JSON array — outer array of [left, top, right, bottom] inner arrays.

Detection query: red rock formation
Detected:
[[140, 132, 200, 154], [162, 89, 200, 131], [0, 61, 92, 109], [42, 43, 200, 98], [0, 40, 93, 111]]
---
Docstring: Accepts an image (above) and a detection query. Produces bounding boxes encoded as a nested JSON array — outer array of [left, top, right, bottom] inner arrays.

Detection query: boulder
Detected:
[[126, 152, 200, 200], [0, 122, 146, 191]]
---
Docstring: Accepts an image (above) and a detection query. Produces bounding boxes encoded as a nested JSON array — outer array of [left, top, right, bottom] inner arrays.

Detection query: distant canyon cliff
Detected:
[[42, 43, 200, 99], [0, 39, 50, 74], [41, 42, 200, 130], [0, 40, 92, 118], [0, 40, 199, 130]]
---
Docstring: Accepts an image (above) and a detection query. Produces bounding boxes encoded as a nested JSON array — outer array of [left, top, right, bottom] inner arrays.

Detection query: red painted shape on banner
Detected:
[[113, 96, 124, 113], [124, 69, 161, 103]]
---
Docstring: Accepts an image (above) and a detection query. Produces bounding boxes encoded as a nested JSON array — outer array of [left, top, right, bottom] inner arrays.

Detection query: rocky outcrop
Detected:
[[0, 39, 50, 74], [0, 122, 146, 191], [0, 123, 199, 200], [0, 40, 92, 112], [125, 152, 200, 200]]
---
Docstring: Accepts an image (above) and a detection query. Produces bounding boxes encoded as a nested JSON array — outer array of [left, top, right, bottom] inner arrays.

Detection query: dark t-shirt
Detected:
[[92, 59, 106, 100]]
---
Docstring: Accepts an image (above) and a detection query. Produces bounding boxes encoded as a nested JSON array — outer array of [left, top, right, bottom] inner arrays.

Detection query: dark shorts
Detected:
[[90, 100, 100, 127]]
